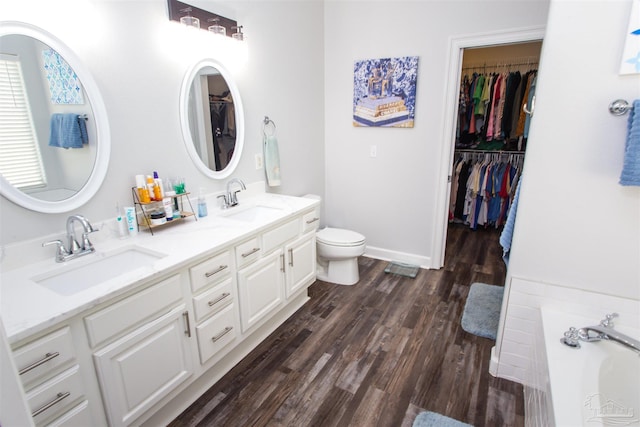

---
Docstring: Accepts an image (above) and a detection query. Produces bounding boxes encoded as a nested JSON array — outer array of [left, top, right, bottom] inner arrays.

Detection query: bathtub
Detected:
[[540, 308, 640, 427]]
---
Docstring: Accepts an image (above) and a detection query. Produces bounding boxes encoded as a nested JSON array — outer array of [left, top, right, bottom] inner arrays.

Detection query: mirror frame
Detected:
[[179, 58, 244, 180], [0, 21, 110, 214]]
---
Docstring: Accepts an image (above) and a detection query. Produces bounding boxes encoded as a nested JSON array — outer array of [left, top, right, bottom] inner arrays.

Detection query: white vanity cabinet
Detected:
[[13, 326, 92, 426], [86, 274, 193, 427], [5, 194, 321, 427], [237, 215, 317, 333], [189, 251, 240, 365]]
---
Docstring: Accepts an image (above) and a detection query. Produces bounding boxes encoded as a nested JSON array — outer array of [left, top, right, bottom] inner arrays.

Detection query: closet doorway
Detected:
[[432, 28, 545, 269]]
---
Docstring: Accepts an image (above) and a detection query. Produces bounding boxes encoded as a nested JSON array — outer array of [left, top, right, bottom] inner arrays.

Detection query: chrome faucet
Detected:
[[43, 214, 98, 262], [562, 313, 640, 355], [218, 178, 246, 209]]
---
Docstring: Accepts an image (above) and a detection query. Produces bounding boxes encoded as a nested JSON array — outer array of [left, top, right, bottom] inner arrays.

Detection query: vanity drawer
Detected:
[[14, 327, 76, 389], [26, 365, 84, 425], [45, 400, 91, 427], [192, 277, 234, 322], [302, 209, 320, 233], [235, 237, 261, 268], [262, 219, 300, 254], [84, 274, 183, 348], [189, 251, 231, 293], [196, 304, 238, 365]]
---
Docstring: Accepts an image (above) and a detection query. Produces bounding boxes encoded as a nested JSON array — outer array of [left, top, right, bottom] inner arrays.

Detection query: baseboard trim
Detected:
[[364, 245, 433, 269]]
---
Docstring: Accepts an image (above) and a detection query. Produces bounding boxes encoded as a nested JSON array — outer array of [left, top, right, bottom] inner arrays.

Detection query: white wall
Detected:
[[509, 0, 640, 300], [495, 0, 640, 383], [0, 0, 325, 245], [323, 1, 550, 267]]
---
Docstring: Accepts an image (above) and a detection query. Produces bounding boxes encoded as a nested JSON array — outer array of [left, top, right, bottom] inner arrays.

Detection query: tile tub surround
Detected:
[[0, 189, 319, 344]]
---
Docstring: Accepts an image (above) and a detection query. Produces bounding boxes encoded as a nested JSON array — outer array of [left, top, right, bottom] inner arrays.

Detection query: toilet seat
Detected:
[[317, 228, 365, 247]]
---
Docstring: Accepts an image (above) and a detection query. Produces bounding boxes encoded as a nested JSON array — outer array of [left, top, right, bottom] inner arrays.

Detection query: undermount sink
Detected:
[[32, 246, 167, 296], [222, 205, 284, 222]]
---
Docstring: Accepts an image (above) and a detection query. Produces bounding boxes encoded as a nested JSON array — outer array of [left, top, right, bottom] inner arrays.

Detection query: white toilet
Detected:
[[316, 227, 366, 285]]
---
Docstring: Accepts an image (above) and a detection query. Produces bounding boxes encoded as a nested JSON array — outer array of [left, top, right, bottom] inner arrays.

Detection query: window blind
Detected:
[[0, 54, 46, 189]]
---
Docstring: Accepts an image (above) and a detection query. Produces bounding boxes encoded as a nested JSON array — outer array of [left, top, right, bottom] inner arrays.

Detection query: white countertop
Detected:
[[1, 192, 319, 345]]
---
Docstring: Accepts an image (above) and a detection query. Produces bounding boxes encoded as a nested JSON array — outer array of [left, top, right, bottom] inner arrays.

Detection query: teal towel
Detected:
[[264, 134, 281, 187], [620, 100, 640, 186], [49, 113, 88, 149]]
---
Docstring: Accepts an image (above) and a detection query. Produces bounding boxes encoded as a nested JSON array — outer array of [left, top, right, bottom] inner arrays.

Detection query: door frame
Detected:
[[431, 26, 546, 269]]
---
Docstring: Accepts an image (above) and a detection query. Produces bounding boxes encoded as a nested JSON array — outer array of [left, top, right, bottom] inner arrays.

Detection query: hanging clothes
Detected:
[[449, 151, 523, 229]]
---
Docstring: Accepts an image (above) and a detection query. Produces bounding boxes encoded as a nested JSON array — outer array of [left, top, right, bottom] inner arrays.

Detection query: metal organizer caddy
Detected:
[[131, 187, 197, 235]]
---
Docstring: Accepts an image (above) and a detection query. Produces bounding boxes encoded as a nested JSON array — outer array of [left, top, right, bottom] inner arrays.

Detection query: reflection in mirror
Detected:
[[0, 22, 110, 213], [180, 59, 244, 179]]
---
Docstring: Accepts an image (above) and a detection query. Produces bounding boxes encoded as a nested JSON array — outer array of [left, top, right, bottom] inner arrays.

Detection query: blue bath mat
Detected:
[[461, 283, 504, 340], [412, 411, 473, 427]]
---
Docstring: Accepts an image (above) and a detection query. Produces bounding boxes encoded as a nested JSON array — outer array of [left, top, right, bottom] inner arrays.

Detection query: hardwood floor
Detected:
[[169, 225, 523, 427]]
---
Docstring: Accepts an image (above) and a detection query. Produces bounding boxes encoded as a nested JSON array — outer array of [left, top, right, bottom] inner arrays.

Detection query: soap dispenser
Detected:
[[198, 188, 208, 217]]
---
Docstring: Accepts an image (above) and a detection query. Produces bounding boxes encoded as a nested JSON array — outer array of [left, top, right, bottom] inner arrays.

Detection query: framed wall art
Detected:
[[353, 56, 418, 128]]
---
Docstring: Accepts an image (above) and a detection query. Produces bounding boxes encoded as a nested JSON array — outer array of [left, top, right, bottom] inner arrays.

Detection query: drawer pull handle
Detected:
[[306, 217, 319, 224], [211, 326, 233, 343], [241, 247, 260, 258], [288, 248, 294, 267], [182, 311, 191, 338], [19, 352, 60, 375], [207, 292, 231, 307], [32, 391, 70, 417], [280, 254, 285, 272], [205, 264, 228, 277]]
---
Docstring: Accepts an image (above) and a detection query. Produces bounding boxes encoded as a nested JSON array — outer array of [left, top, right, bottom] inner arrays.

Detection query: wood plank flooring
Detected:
[[169, 224, 523, 427]]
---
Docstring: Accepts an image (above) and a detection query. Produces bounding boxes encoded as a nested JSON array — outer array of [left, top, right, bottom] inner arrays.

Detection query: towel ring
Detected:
[[263, 116, 276, 137]]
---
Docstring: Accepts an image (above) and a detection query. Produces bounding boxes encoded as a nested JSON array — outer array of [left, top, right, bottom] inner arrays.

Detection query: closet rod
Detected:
[[454, 149, 525, 155], [461, 60, 538, 72]]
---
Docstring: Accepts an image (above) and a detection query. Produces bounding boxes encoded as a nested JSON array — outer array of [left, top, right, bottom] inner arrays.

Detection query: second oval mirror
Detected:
[[180, 59, 244, 179]]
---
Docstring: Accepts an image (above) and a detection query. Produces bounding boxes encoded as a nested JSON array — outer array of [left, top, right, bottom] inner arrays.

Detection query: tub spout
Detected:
[[576, 313, 640, 355]]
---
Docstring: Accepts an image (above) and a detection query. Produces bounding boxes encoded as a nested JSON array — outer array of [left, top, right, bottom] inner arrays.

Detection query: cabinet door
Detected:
[[285, 232, 316, 298], [237, 250, 284, 333], [93, 305, 192, 427]]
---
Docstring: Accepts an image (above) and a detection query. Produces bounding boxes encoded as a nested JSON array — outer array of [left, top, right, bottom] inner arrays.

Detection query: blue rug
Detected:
[[461, 283, 504, 340], [412, 411, 473, 427]]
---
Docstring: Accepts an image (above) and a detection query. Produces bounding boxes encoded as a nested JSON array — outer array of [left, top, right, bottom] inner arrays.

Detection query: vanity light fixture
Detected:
[[208, 18, 226, 37], [179, 7, 200, 29], [167, 0, 239, 39], [231, 26, 244, 41]]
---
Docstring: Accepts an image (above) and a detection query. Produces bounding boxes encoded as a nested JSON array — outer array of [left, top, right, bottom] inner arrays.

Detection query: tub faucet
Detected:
[[218, 178, 246, 209], [563, 313, 640, 355], [42, 214, 98, 263]]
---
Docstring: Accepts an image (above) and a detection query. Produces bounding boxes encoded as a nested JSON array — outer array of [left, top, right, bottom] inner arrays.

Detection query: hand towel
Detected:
[[49, 113, 88, 149], [619, 100, 640, 186], [264, 134, 281, 187], [499, 179, 522, 266]]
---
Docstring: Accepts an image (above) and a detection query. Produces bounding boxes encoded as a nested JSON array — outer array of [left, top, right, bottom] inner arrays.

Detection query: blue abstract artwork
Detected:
[[620, 0, 640, 75], [42, 49, 85, 104], [353, 56, 419, 127]]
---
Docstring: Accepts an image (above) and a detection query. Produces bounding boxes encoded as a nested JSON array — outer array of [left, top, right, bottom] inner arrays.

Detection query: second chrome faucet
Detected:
[[218, 178, 246, 209]]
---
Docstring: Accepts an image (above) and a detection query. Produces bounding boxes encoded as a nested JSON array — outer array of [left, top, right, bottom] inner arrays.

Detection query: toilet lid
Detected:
[[317, 228, 365, 247]]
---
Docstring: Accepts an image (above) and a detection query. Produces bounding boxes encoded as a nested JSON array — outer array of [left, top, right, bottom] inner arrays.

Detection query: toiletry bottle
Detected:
[[116, 203, 127, 238], [124, 206, 138, 236], [136, 174, 150, 203], [153, 171, 164, 201], [198, 188, 208, 217], [163, 195, 174, 221], [146, 176, 157, 201]]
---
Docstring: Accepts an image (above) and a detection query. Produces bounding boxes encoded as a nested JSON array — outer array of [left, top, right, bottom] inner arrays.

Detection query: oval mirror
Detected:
[[0, 22, 110, 213], [180, 59, 244, 179]]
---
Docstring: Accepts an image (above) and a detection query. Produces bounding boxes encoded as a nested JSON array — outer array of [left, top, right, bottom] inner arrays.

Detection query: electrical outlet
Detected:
[[255, 153, 263, 169], [370, 145, 377, 158]]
